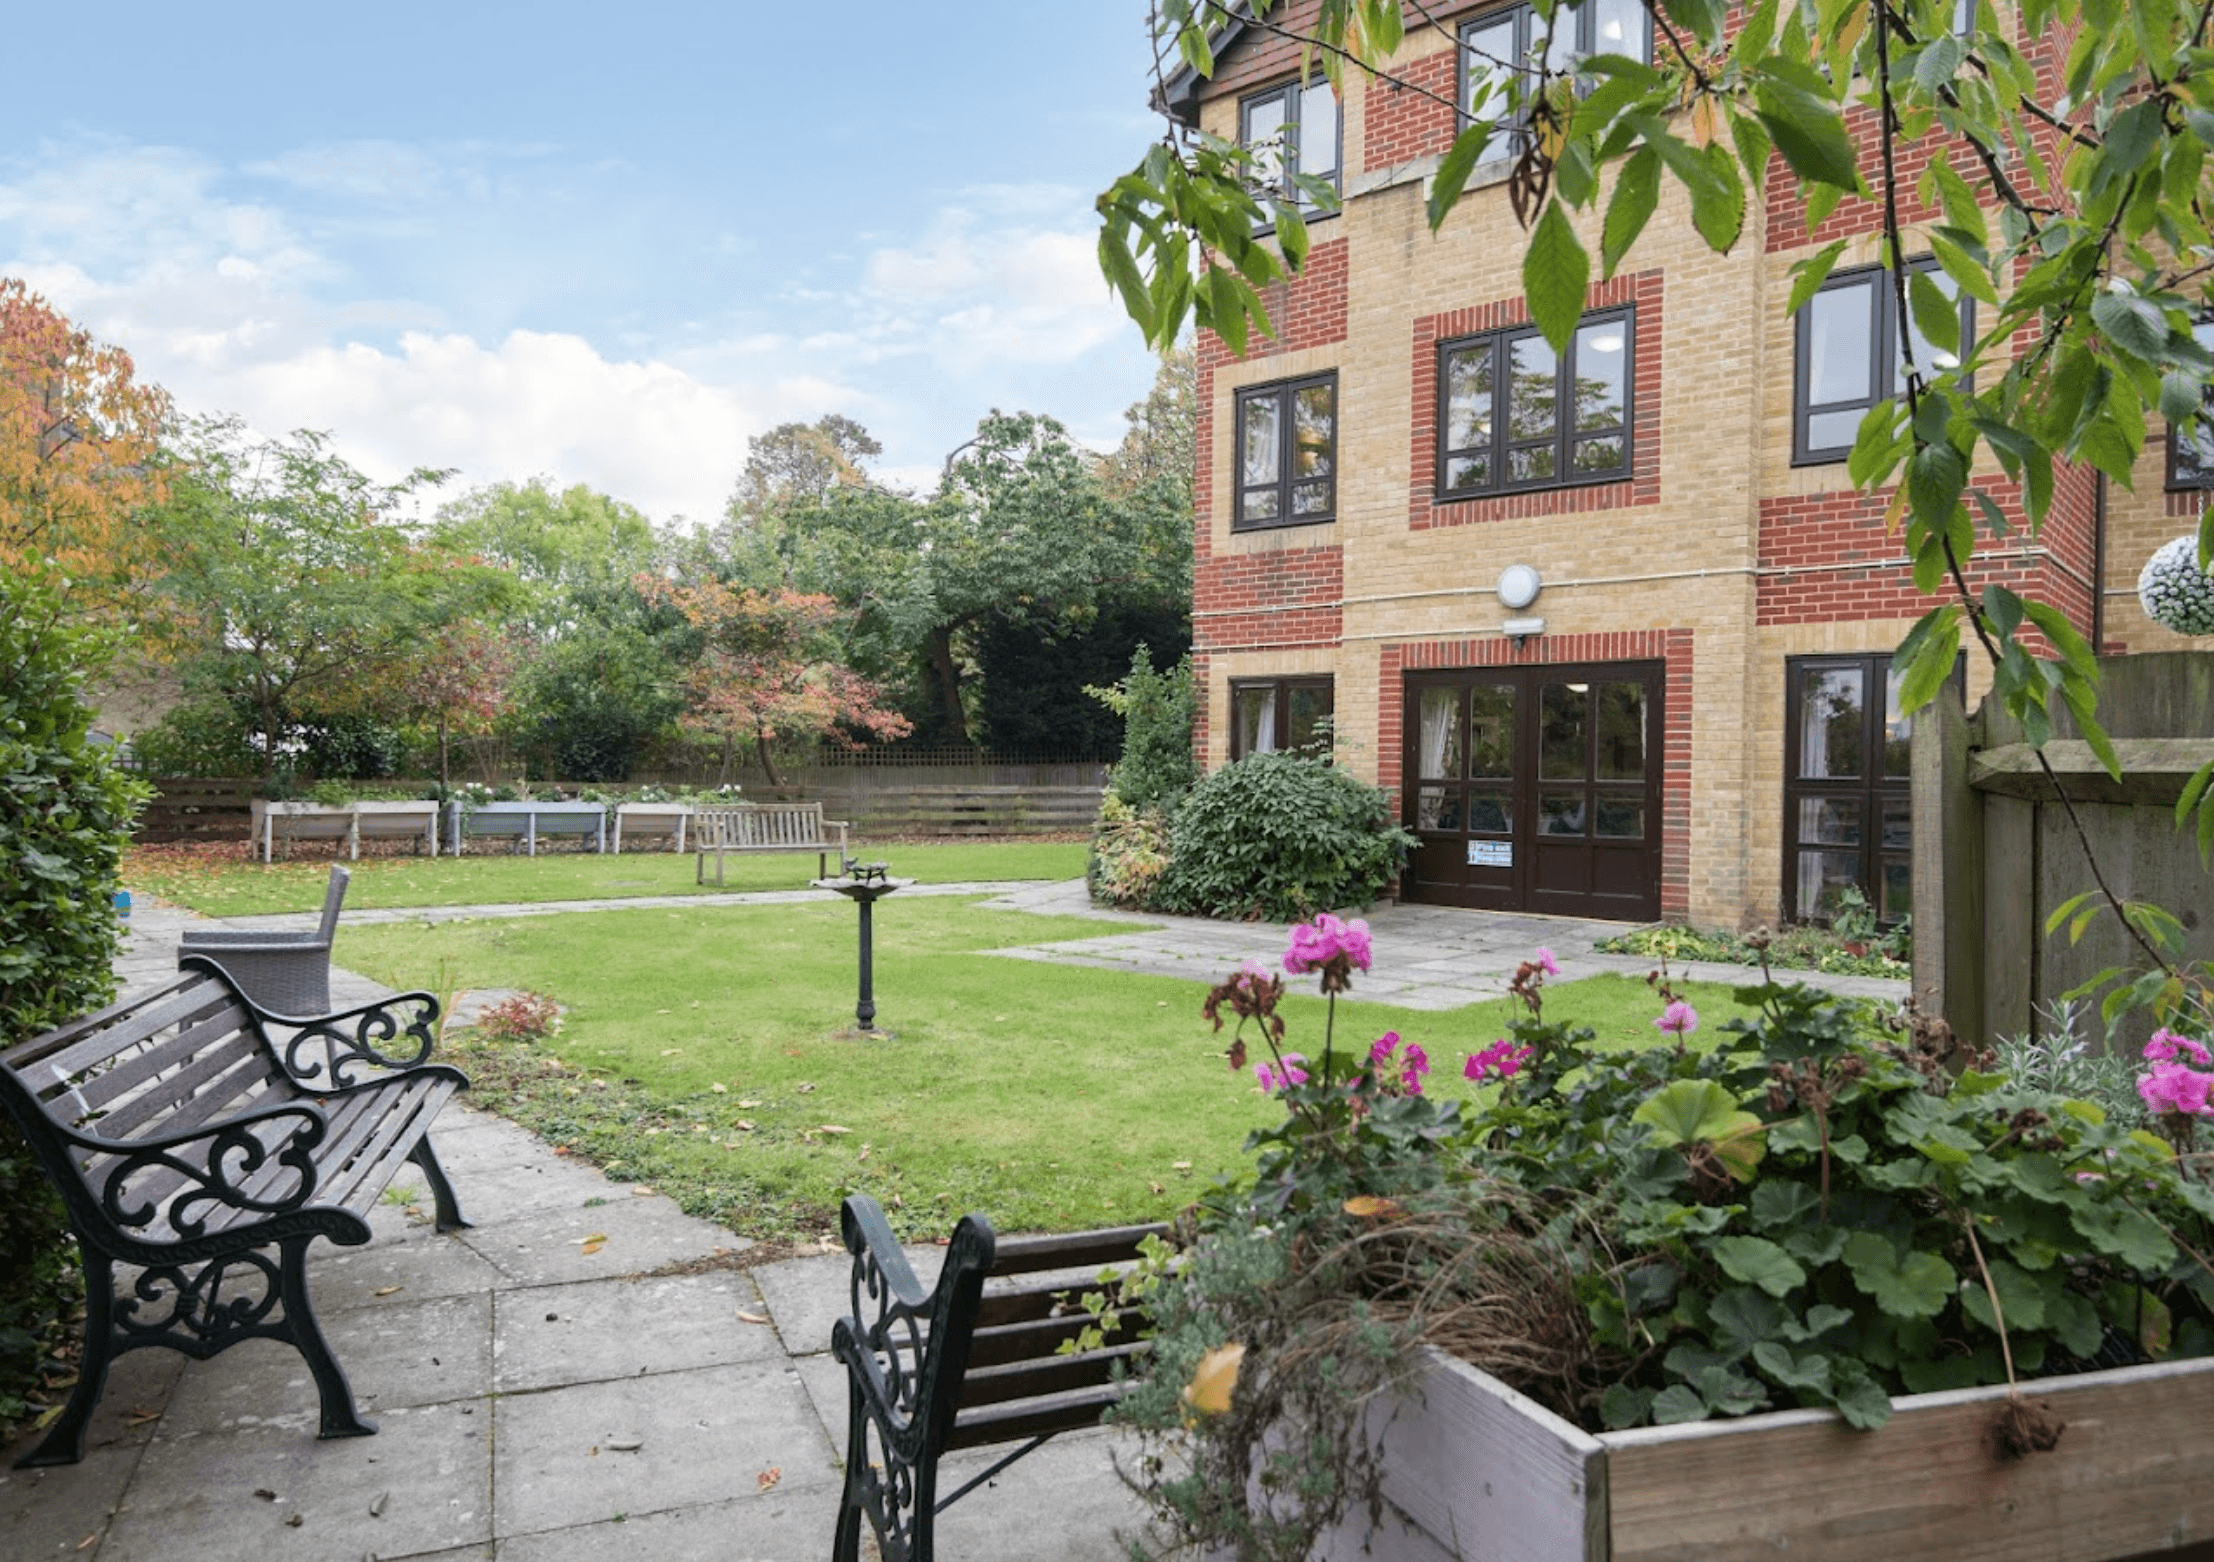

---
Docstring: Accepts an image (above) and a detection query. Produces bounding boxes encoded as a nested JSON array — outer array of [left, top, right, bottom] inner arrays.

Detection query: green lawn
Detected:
[[125, 840, 1090, 917], [335, 894, 1764, 1244]]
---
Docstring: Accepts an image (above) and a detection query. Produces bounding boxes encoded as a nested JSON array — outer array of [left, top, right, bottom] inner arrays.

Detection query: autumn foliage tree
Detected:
[[401, 624, 519, 790], [639, 575, 910, 787], [0, 279, 170, 606]]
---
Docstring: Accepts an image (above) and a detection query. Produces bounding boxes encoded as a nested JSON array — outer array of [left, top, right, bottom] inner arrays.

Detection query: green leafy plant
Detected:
[[1089, 644, 1196, 818], [1088, 792, 1172, 909], [1154, 750, 1415, 922], [1118, 926, 2214, 1557], [0, 572, 148, 1427]]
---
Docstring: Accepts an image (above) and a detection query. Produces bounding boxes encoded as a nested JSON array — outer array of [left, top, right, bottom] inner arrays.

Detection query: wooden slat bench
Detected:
[[693, 801, 851, 886], [830, 1194, 1171, 1562], [0, 959, 470, 1468]]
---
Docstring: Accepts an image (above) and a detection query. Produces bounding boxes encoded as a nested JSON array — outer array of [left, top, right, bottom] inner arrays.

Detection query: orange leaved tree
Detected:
[[639, 575, 910, 788], [0, 279, 170, 605]]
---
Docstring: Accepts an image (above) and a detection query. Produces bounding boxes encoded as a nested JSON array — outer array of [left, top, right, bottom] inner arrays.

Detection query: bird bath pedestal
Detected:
[[813, 863, 908, 1033]]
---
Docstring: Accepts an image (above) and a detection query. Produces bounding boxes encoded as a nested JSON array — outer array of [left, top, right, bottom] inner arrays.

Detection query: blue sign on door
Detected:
[[1466, 840, 1511, 868]]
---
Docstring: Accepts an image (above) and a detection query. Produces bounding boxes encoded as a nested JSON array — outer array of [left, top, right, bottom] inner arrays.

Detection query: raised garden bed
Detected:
[[445, 800, 607, 856], [1366, 1346, 2214, 1562], [612, 801, 692, 853], [251, 799, 440, 862]]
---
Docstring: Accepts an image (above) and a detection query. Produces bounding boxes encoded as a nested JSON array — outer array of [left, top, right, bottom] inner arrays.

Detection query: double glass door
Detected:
[[1402, 663, 1664, 920]]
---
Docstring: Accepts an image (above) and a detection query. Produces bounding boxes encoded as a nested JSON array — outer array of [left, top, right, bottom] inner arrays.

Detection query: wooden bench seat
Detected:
[[0, 960, 469, 1468], [693, 801, 851, 886], [830, 1194, 1170, 1561]]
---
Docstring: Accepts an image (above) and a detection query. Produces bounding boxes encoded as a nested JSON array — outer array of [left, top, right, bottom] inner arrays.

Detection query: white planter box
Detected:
[[251, 800, 441, 861], [446, 800, 607, 856], [612, 802, 693, 853], [1358, 1345, 2214, 1562], [350, 800, 440, 854]]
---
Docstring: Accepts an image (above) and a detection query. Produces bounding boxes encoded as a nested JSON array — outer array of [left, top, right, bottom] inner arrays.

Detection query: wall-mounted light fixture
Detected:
[[1502, 615, 1546, 646], [1496, 563, 1542, 610]]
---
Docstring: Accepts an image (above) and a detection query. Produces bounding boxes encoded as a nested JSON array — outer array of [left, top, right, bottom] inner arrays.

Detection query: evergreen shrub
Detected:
[[1154, 750, 1415, 922], [0, 573, 147, 1424]]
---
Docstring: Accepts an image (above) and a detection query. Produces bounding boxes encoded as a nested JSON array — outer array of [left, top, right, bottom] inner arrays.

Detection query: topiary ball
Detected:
[[2138, 534, 2214, 635]]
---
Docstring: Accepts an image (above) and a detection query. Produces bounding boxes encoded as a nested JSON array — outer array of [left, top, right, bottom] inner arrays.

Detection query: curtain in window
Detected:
[[1419, 689, 1458, 781]]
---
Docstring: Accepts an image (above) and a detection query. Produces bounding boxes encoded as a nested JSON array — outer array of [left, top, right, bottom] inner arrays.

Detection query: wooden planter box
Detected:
[[612, 802, 693, 853], [446, 801, 607, 856], [251, 800, 441, 861], [1359, 1346, 2214, 1562], [350, 800, 439, 855], [251, 801, 351, 862]]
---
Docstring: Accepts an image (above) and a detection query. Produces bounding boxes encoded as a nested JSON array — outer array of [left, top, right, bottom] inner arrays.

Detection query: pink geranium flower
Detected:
[[1254, 1054, 1310, 1095], [1535, 946, 1561, 977], [1283, 913, 1373, 975], [2139, 1060, 2214, 1117], [1464, 1040, 1534, 1083], [1369, 1031, 1401, 1066], [2144, 1029, 2213, 1067], [1655, 1000, 1700, 1037]]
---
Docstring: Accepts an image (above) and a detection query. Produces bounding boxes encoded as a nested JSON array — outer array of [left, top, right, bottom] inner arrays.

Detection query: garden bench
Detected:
[[175, 863, 349, 1014], [830, 1193, 1170, 1562], [693, 801, 850, 886], [0, 959, 469, 1468]]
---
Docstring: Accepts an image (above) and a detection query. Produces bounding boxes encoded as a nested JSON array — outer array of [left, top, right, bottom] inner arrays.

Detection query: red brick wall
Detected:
[[1196, 237, 1350, 373], [1193, 546, 1346, 656], [1362, 49, 1458, 170], [1757, 478, 2099, 635], [1377, 629, 1696, 920], [1408, 270, 1664, 530]]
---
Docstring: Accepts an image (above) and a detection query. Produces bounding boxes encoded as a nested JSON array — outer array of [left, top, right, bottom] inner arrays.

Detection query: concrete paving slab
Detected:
[[490, 1361, 837, 1538], [381, 1154, 626, 1230], [312, 1230, 515, 1309], [154, 1292, 492, 1438], [0, 1344, 186, 1469], [0, 1442, 145, 1558], [925, 1425, 1160, 1561], [750, 1247, 945, 1361], [99, 1399, 492, 1562], [456, 1200, 749, 1287], [492, 1272, 782, 1393], [493, 1488, 835, 1562]]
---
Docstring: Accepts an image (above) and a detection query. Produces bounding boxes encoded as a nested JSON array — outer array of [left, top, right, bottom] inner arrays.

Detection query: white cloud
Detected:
[[216, 329, 853, 524], [0, 143, 1153, 526]]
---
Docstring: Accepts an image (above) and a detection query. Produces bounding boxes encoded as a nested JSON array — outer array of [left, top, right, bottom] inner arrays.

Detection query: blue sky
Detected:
[[0, 2, 1169, 522]]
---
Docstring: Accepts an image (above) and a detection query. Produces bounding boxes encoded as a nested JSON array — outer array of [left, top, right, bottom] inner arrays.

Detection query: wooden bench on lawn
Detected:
[[0, 960, 470, 1468], [693, 801, 851, 886], [830, 1193, 1171, 1562]]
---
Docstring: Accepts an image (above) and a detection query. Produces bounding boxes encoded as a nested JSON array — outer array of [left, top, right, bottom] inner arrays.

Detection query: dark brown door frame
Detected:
[[1400, 661, 1665, 921]]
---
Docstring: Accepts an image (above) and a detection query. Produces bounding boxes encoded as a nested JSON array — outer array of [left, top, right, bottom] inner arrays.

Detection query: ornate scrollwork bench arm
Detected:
[[57, 1101, 334, 1248], [180, 958, 450, 1092], [831, 1195, 997, 1562]]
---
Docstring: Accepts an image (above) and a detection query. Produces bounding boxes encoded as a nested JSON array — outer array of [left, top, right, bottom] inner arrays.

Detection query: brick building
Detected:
[[1166, 3, 2202, 931]]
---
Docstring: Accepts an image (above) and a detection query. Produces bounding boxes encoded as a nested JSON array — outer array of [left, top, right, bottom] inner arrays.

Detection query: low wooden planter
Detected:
[[251, 800, 440, 861], [612, 802, 692, 853], [350, 800, 439, 856], [1363, 1347, 2214, 1562], [446, 800, 607, 856]]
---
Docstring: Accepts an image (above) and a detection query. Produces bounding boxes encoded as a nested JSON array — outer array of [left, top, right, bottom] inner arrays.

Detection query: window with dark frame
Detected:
[[1460, 0, 1652, 152], [1234, 373, 1337, 530], [2166, 319, 2214, 489], [1239, 76, 1341, 213], [1782, 653, 1918, 928], [1438, 308, 1633, 498], [1230, 677, 1335, 759], [1793, 259, 1972, 465]]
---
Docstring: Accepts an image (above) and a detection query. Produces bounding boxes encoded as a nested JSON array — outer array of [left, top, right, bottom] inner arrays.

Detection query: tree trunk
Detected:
[[437, 712, 451, 791], [926, 625, 970, 743], [719, 728, 734, 788], [754, 722, 784, 790]]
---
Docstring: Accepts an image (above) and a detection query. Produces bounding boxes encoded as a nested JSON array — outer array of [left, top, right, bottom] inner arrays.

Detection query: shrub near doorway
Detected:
[[1154, 751, 1416, 921]]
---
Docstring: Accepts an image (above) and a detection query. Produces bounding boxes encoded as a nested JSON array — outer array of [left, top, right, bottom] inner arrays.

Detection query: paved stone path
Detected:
[[2, 880, 1905, 1560]]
